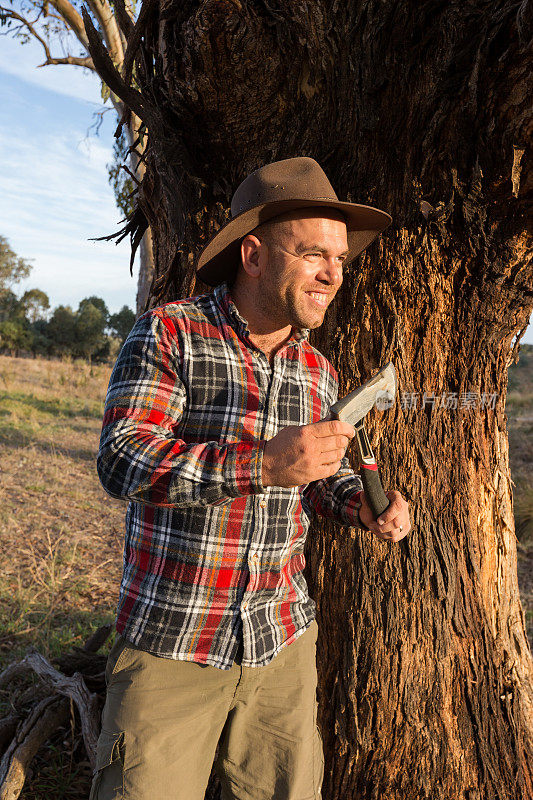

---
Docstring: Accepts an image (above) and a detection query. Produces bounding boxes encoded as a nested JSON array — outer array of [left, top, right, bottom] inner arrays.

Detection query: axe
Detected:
[[329, 361, 396, 520]]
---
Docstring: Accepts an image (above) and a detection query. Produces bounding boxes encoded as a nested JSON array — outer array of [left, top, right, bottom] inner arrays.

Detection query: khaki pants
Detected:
[[90, 620, 323, 799]]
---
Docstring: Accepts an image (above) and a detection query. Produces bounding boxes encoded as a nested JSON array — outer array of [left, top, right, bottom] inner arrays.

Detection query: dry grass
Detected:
[[0, 354, 124, 669], [0, 349, 531, 799], [0, 351, 531, 660]]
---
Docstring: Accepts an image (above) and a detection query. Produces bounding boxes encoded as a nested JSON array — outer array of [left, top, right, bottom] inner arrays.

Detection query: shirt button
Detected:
[[250, 552, 258, 561], [242, 601, 248, 610], [260, 500, 266, 508]]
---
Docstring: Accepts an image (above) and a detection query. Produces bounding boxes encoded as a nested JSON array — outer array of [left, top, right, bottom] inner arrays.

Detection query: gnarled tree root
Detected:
[[0, 625, 111, 800], [0, 696, 70, 800]]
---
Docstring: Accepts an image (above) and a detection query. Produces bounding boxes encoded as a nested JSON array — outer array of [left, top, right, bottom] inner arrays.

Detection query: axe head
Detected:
[[329, 361, 396, 425]]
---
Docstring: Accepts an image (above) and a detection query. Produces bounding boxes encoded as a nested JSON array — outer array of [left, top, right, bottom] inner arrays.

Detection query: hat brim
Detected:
[[196, 198, 392, 287]]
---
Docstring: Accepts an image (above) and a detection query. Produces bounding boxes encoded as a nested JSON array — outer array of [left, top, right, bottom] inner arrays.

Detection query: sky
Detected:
[[0, 33, 138, 315], [0, 31, 531, 342]]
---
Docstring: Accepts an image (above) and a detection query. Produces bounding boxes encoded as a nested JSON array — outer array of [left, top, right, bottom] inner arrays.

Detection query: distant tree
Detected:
[[0, 236, 32, 296], [109, 304, 135, 345], [19, 288, 50, 323], [74, 300, 109, 360], [0, 244, 118, 360], [0, 319, 32, 355], [30, 318, 53, 357], [46, 305, 77, 356], [78, 295, 109, 323], [0, 290, 23, 322]]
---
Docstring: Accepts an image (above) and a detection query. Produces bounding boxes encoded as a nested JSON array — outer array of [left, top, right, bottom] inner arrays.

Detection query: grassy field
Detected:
[[0, 349, 531, 664], [0, 355, 124, 669], [0, 347, 531, 798]]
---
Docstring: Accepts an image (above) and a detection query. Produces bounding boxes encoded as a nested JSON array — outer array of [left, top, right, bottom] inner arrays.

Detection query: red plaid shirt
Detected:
[[97, 281, 364, 669]]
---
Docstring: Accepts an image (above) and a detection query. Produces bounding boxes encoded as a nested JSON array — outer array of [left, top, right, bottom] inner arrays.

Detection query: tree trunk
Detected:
[[136, 227, 155, 315], [85, 1, 533, 797], [124, 111, 155, 315]]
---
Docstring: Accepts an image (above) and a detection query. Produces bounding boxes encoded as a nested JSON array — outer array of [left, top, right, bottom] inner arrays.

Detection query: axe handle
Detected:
[[360, 463, 390, 519], [328, 411, 390, 521], [353, 421, 390, 519]]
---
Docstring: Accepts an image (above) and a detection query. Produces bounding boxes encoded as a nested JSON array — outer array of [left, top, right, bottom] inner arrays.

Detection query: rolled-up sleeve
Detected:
[[97, 311, 266, 507]]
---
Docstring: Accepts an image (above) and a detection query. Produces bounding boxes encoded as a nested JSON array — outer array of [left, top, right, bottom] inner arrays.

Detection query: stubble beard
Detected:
[[260, 280, 325, 331], [260, 246, 327, 330]]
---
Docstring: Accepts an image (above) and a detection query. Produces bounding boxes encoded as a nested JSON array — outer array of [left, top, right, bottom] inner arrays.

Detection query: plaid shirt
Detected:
[[97, 281, 364, 670]]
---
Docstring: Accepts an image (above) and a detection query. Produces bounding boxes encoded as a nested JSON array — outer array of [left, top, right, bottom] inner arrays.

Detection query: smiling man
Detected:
[[93, 157, 411, 800], [232, 209, 348, 359]]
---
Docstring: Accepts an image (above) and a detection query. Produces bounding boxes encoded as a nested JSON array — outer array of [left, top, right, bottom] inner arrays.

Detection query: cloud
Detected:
[[0, 77, 137, 314], [0, 32, 104, 105], [79, 137, 117, 176]]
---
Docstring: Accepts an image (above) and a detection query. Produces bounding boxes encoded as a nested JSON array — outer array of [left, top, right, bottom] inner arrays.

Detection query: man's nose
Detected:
[[319, 259, 343, 286]]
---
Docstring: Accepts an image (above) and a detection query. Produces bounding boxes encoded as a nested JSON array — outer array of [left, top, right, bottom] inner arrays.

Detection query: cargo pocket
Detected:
[[314, 724, 324, 798], [89, 730, 125, 800], [313, 699, 324, 799]]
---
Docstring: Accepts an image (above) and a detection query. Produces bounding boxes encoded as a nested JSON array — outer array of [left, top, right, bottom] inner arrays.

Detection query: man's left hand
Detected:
[[359, 489, 411, 542]]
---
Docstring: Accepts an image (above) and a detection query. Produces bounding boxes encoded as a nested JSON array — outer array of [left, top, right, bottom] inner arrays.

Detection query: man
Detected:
[[92, 157, 411, 800]]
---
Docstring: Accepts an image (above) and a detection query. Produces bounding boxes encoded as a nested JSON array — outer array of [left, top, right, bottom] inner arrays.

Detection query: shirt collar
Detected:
[[213, 280, 310, 350]]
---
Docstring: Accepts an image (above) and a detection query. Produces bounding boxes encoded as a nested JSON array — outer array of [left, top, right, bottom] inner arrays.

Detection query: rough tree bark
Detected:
[[85, 1, 533, 798]]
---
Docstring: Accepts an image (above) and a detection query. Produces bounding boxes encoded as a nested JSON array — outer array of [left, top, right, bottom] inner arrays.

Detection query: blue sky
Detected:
[[0, 34, 138, 315], [0, 32, 531, 342]]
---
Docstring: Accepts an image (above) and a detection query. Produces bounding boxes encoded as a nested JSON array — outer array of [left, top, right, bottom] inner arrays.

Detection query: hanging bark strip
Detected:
[[84, 2, 532, 798]]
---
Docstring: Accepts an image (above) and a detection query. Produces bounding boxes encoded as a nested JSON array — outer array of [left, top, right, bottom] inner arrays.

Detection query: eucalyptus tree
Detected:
[[84, 1, 532, 798], [0, 0, 154, 313]]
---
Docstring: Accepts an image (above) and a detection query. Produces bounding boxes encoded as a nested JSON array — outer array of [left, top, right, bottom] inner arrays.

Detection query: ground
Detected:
[[0, 355, 124, 669], [0, 347, 531, 798]]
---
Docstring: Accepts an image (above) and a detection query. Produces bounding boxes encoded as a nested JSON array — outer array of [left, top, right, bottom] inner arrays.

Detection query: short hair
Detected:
[[248, 218, 277, 244]]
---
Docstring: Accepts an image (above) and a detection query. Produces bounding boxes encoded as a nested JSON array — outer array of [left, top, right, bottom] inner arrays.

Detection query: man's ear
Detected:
[[240, 234, 263, 278]]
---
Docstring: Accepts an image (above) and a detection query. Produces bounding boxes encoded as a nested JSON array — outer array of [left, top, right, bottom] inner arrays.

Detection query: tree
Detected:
[[78, 294, 109, 323], [19, 288, 50, 323], [108, 127, 136, 220], [74, 298, 109, 359], [0, 289, 23, 322], [0, 319, 32, 355], [0, 235, 32, 296], [109, 303, 135, 344], [30, 318, 54, 356], [0, 0, 155, 315], [46, 304, 77, 356], [85, 2, 533, 799]]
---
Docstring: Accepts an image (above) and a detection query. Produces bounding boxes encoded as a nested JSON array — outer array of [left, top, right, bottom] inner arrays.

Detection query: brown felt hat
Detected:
[[196, 157, 392, 286]]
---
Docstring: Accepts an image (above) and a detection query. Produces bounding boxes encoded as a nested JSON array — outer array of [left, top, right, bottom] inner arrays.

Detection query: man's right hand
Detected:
[[261, 419, 356, 488]]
